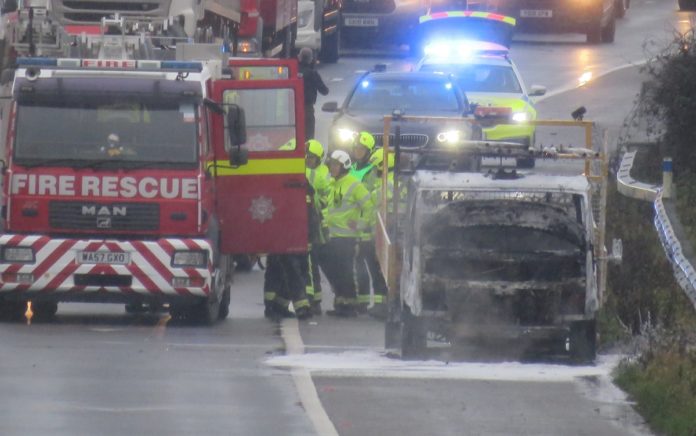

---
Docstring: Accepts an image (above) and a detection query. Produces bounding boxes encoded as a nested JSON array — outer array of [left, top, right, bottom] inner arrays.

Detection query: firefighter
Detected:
[[349, 132, 388, 314], [298, 47, 329, 140], [365, 147, 399, 319], [305, 139, 332, 315], [322, 150, 373, 317]]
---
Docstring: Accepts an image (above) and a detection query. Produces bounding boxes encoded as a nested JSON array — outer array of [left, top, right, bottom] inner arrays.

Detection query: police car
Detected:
[[416, 40, 545, 168], [322, 69, 484, 171]]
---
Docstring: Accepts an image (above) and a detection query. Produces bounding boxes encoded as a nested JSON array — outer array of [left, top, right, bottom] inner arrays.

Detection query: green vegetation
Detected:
[[606, 26, 696, 436], [615, 349, 696, 436]]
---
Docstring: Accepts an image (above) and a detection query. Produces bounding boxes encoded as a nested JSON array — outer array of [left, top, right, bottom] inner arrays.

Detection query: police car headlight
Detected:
[[337, 128, 357, 143], [512, 112, 529, 123], [2, 246, 35, 263], [436, 130, 461, 145], [172, 250, 208, 268]]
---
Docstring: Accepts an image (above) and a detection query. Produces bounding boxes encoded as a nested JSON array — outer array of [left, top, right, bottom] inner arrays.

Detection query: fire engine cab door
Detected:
[[211, 79, 307, 255]]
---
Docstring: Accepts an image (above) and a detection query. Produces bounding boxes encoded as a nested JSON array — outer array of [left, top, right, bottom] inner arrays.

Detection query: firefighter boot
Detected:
[[311, 300, 322, 316], [367, 303, 388, 320]]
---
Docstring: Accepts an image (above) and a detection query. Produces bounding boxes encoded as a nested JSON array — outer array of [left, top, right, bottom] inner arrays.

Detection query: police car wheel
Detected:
[[678, 0, 696, 10]]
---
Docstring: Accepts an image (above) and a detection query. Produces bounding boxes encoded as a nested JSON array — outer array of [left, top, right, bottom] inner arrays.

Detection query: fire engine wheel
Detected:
[[568, 320, 597, 364], [0, 300, 25, 322], [218, 286, 231, 320], [400, 305, 427, 359], [318, 18, 340, 64], [32, 302, 58, 320]]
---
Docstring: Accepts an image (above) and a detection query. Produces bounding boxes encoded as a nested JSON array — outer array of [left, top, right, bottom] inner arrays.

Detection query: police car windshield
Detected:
[[347, 79, 461, 113], [420, 64, 522, 94], [13, 94, 198, 166]]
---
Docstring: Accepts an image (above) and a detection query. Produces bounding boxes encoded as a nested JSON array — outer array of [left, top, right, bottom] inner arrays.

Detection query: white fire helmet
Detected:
[[329, 150, 352, 170]]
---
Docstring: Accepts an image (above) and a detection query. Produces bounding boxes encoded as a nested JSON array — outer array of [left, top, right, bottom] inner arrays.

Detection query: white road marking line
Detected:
[[282, 319, 340, 436], [330, 77, 344, 82], [536, 60, 648, 103]]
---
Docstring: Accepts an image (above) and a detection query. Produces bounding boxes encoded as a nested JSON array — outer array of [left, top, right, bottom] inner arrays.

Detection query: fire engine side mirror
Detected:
[[226, 104, 248, 166], [226, 104, 247, 146], [229, 146, 249, 167]]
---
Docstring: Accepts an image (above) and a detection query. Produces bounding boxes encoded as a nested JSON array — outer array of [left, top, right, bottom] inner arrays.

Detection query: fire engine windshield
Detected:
[[13, 83, 199, 167]]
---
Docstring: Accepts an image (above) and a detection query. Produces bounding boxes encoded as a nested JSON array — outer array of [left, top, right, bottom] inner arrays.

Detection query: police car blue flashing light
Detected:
[[361, 80, 370, 89], [423, 40, 509, 60]]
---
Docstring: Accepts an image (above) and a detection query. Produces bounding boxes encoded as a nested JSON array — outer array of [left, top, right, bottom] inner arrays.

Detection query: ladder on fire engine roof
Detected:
[[11, 2, 190, 60]]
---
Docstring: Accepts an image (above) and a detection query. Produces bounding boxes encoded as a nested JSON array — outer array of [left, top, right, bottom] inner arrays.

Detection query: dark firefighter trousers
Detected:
[[263, 254, 310, 310], [356, 240, 388, 306], [319, 237, 358, 308]]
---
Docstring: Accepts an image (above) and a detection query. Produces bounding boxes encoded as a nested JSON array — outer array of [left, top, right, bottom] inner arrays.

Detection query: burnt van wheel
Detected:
[[400, 306, 427, 359], [569, 320, 597, 364]]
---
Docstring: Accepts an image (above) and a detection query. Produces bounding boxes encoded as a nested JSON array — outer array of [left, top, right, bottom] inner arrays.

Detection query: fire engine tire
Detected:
[[0, 300, 24, 321], [234, 255, 255, 272], [218, 286, 231, 320], [318, 19, 340, 64], [32, 302, 58, 320], [400, 305, 427, 359], [569, 320, 597, 363], [601, 16, 616, 43], [678, 0, 696, 10]]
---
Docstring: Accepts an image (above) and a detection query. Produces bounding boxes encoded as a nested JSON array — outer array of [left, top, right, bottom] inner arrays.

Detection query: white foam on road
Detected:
[[267, 351, 625, 383]]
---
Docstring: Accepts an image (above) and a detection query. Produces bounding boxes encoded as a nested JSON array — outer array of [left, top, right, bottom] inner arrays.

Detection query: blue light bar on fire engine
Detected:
[[16, 58, 203, 72]]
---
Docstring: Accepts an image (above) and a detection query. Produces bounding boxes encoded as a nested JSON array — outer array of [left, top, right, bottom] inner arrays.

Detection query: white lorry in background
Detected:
[[295, 0, 340, 63]]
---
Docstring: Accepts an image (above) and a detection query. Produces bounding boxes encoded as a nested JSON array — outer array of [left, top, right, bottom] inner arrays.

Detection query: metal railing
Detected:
[[617, 148, 696, 310]]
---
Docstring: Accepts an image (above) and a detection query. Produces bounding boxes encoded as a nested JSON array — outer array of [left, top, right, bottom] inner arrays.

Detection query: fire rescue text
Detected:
[[10, 174, 198, 199]]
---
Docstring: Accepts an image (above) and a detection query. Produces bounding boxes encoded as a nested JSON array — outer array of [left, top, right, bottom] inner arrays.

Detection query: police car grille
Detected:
[[373, 133, 429, 148], [343, 0, 395, 14], [49, 201, 160, 232]]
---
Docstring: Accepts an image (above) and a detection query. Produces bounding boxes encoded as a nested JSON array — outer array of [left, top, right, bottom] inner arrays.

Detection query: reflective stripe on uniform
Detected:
[[372, 294, 385, 304], [264, 292, 277, 302], [294, 299, 310, 309], [207, 158, 305, 176], [357, 294, 371, 304], [334, 296, 357, 306]]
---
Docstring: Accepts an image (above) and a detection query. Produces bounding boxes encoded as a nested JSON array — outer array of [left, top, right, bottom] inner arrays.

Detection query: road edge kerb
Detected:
[[281, 318, 341, 436]]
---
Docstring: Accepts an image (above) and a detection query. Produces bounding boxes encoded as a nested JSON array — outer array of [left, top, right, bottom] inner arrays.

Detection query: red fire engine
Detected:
[[0, 55, 307, 324]]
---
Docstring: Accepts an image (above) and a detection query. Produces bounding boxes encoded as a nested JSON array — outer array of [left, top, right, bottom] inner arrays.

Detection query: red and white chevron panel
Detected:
[[0, 235, 213, 297]]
